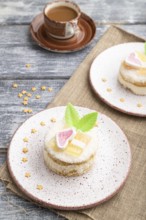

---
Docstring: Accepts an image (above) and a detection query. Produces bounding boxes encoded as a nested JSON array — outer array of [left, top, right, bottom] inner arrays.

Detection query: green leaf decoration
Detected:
[[65, 103, 98, 132], [76, 112, 98, 132], [65, 103, 80, 127], [144, 42, 146, 55]]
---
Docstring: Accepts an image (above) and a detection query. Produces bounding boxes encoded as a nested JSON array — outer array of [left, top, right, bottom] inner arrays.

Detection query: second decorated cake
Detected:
[[118, 43, 146, 95]]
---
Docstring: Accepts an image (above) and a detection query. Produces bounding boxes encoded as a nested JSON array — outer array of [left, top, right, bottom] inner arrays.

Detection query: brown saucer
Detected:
[[30, 13, 96, 53]]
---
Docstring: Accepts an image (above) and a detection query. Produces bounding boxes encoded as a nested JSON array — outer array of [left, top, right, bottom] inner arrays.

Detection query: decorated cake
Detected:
[[118, 43, 146, 95], [44, 103, 98, 176]]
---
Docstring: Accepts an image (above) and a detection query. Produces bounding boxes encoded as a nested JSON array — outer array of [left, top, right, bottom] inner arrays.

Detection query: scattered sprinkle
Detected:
[[26, 93, 32, 97], [101, 78, 107, 82], [25, 172, 31, 178], [50, 117, 56, 123], [41, 86, 46, 91], [119, 98, 125, 102], [31, 128, 37, 133], [26, 64, 31, 68], [40, 121, 45, 126], [22, 100, 28, 105], [31, 87, 36, 92], [36, 95, 41, 99], [22, 90, 27, 95], [12, 83, 18, 88], [22, 147, 28, 153], [23, 109, 28, 113], [22, 157, 28, 163], [23, 137, 28, 142], [23, 97, 28, 101], [23, 109, 32, 113], [27, 109, 33, 113], [48, 87, 53, 92], [18, 93, 23, 98], [36, 185, 43, 190], [106, 88, 112, 92], [137, 103, 143, 108]]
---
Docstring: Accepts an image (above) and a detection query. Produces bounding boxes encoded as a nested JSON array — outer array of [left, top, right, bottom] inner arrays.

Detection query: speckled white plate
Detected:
[[8, 106, 131, 210], [90, 42, 146, 117]]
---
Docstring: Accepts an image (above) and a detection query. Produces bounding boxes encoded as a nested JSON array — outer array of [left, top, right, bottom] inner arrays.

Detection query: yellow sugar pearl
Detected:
[[48, 87, 53, 92], [23, 137, 28, 142], [101, 78, 107, 82], [26, 93, 32, 97], [12, 83, 18, 88], [23, 109, 28, 113], [18, 93, 23, 98], [50, 118, 56, 123], [23, 97, 28, 101], [31, 87, 36, 92], [36, 95, 41, 99], [119, 98, 125, 102], [22, 90, 27, 95], [25, 172, 31, 178], [22, 100, 28, 105], [26, 64, 31, 68], [40, 121, 45, 126], [106, 88, 112, 92], [36, 185, 43, 190], [22, 157, 28, 163], [41, 86, 46, 91], [137, 103, 143, 108], [22, 147, 28, 153], [31, 128, 37, 133], [27, 109, 32, 113]]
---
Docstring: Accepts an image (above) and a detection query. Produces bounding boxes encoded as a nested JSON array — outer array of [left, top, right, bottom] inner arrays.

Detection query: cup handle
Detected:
[[70, 21, 79, 32], [65, 21, 79, 38]]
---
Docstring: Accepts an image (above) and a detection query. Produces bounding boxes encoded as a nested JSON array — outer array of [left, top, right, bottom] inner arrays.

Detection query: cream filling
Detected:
[[120, 63, 146, 84], [44, 149, 94, 175], [118, 73, 146, 95], [44, 120, 98, 164]]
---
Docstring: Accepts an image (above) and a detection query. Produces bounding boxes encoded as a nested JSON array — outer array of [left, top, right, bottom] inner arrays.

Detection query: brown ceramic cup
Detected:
[[43, 0, 81, 39]]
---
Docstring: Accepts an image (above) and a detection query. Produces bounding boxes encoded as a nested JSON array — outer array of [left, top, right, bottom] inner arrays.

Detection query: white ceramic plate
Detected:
[[8, 106, 131, 210], [90, 42, 146, 116]]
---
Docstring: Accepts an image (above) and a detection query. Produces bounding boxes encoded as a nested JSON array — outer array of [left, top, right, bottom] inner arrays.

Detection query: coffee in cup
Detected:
[[44, 0, 81, 39]]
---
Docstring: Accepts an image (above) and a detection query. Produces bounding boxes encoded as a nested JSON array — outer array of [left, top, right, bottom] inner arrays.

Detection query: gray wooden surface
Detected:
[[0, 0, 146, 219]]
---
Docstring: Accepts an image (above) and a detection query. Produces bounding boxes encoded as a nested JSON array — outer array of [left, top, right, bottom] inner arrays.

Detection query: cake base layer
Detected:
[[44, 149, 95, 176], [118, 73, 146, 95]]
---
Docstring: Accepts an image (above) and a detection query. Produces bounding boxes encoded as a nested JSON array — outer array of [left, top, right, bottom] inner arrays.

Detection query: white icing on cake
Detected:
[[71, 139, 86, 149], [44, 120, 98, 163]]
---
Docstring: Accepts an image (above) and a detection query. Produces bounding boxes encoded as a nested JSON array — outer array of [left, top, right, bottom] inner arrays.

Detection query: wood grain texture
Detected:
[[0, 79, 66, 149], [0, 25, 146, 80], [0, 0, 146, 25], [0, 26, 103, 80]]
